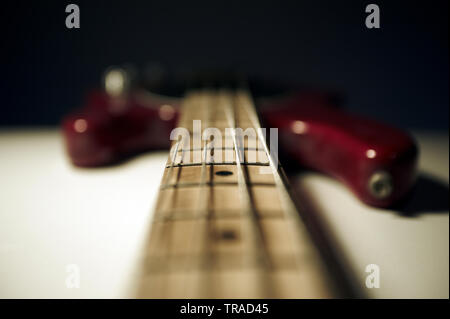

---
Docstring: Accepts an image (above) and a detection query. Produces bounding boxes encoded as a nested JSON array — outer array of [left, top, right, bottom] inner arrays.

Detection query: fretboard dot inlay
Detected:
[[215, 170, 233, 176], [219, 229, 238, 241]]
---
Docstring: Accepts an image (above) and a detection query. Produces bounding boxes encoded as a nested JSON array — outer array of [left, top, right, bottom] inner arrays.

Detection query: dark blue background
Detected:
[[1, 0, 448, 129]]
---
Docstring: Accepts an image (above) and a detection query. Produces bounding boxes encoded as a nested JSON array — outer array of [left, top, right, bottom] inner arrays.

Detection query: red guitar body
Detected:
[[63, 91, 179, 167], [62, 86, 418, 208]]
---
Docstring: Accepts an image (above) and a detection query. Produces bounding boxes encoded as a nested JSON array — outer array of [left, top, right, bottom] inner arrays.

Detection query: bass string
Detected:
[[182, 90, 214, 297], [161, 91, 195, 192], [222, 89, 275, 298], [237, 88, 319, 278], [151, 93, 193, 298]]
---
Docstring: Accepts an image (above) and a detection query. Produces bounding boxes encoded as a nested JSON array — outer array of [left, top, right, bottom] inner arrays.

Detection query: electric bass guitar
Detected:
[[62, 67, 418, 298]]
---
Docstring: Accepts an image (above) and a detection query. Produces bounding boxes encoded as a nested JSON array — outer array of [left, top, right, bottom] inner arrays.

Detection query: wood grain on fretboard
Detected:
[[138, 89, 339, 298]]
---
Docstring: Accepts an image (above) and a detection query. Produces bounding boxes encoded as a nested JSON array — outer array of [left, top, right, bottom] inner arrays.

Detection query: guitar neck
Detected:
[[138, 88, 339, 298]]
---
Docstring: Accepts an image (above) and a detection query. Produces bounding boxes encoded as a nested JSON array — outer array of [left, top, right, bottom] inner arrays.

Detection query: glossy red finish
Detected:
[[261, 93, 418, 207], [62, 89, 418, 207], [62, 90, 179, 166]]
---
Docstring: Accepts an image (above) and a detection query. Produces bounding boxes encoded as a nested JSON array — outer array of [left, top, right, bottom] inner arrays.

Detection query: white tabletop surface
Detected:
[[0, 129, 448, 298]]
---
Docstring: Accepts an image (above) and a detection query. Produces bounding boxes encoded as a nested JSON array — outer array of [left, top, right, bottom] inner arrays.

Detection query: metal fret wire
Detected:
[[160, 181, 275, 190], [164, 162, 270, 169]]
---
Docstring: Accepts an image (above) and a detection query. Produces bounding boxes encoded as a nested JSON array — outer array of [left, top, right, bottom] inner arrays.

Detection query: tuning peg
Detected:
[[103, 64, 137, 96]]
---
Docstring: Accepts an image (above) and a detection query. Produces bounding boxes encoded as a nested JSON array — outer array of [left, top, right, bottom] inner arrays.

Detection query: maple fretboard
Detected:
[[138, 89, 340, 298]]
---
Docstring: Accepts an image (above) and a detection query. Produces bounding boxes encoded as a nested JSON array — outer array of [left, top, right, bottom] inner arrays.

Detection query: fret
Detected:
[[144, 251, 310, 275], [152, 209, 286, 222], [160, 164, 275, 186], [177, 120, 258, 130], [175, 146, 261, 152], [160, 182, 276, 191], [154, 187, 284, 226], [166, 162, 270, 168], [143, 256, 299, 279], [156, 186, 282, 215], [146, 229, 309, 274], [167, 149, 270, 166], [170, 135, 264, 153]]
